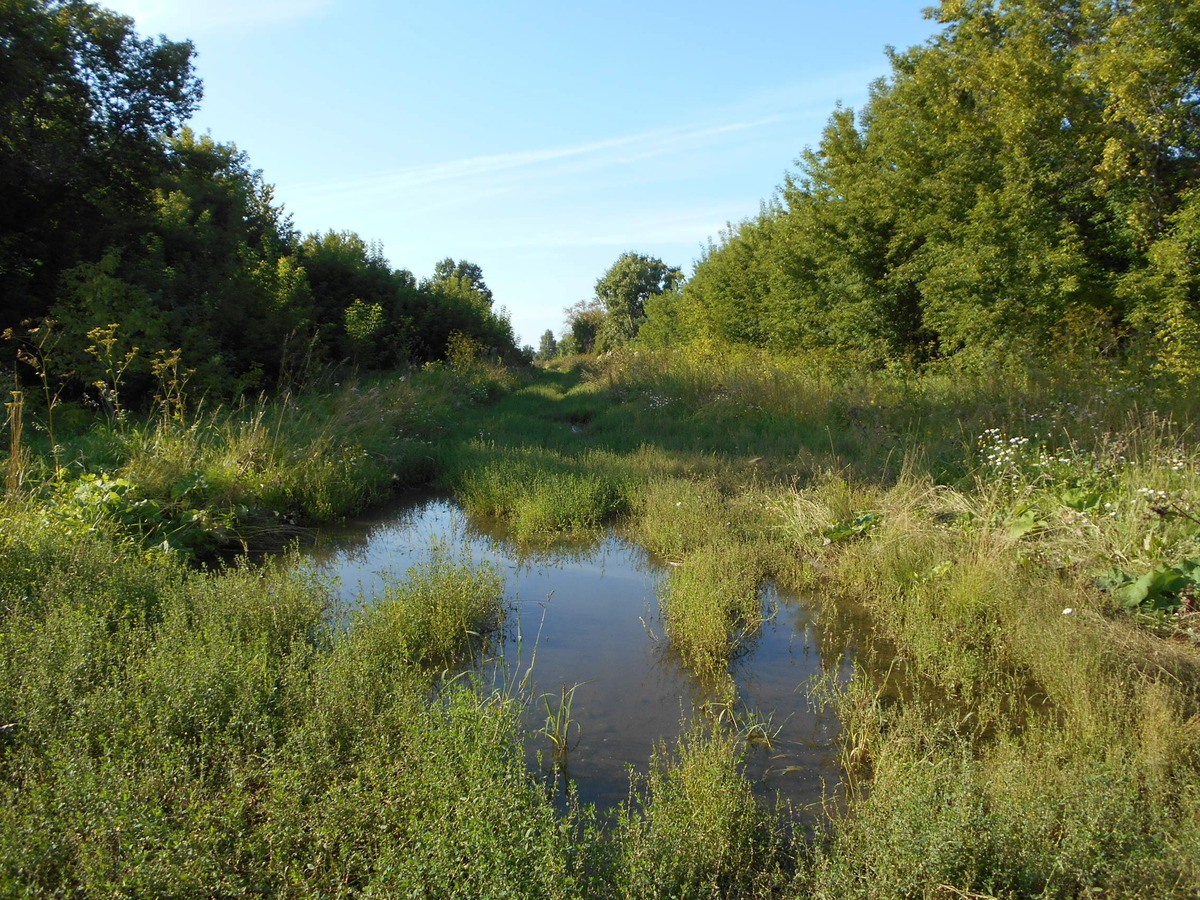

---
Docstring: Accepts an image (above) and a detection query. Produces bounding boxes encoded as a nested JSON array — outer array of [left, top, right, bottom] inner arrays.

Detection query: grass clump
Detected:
[[658, 543, 766, 681], [458, 452, 628, 540], [628, 476, 730, 562], [614, 725, 790, 899], [4, 365, 480, 558], [353, 544, 505, 670]]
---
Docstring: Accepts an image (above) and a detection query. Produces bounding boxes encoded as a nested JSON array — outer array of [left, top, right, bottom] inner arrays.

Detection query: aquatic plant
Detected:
[[359, 544, 505, 671], [614, 725, 790, 899], [658, 542, 765, 680], [537, 682, 584, 774]]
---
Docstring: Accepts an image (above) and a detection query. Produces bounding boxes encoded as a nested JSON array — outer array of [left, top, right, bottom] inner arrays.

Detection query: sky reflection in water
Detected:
[[308, 492, 852, 811]]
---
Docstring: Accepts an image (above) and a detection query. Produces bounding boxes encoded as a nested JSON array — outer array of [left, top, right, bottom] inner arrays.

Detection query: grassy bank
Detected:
[[3, 347, 1199, 896], [433, 347, 1200, 897]]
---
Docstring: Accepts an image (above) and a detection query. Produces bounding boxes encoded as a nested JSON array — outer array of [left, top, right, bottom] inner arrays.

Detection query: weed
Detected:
[[4, 389, 26, 497], [658, 542, 766, 680], [614, 724, 791, 899], [538, 682, 584, 774], [356, 543, 505, 671]]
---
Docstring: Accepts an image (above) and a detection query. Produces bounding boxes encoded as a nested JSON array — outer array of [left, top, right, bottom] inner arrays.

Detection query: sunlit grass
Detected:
[[4, 344, 1200, 896], [658, 542, 766, 681], [353, 543, 505, 670]]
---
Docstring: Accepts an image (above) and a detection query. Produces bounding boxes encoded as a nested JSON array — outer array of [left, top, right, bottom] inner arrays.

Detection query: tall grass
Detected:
[[773, 398, 1200, 897], [658, 542, 766, 681], [0, 505, 589, 898], [352, 543, 505, 670], [613, 725, 791, 900], [457, 451, 628, 540], [4, 343, 1200, 896]]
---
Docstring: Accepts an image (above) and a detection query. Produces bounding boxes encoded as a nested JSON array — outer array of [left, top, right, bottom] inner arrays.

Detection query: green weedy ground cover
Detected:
[[2, 346, 1199, 897], [435, 348, 1200, 898]]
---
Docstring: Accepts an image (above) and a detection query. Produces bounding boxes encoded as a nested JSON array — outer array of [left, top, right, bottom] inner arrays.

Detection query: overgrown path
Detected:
[[3, 350, 1199, 897], [434, 353, 1200, 897]]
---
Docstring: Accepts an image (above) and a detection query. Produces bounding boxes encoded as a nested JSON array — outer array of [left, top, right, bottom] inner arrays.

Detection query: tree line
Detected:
[[563, 0, 1200, 377], [1, 0, 519, 404]]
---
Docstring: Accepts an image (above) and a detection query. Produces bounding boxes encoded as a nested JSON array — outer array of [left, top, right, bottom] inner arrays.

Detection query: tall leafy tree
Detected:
[[561, 299, 605, 355], [297, 230, 422, 366], [51, 129, 312, 394], [677, 0, 1200, 370], [536, 329, 558, 360], [0, 0, 200, 332], [418, 258, 517, 360], [425, 258, 493, 306], [594, 252, 683, 347]]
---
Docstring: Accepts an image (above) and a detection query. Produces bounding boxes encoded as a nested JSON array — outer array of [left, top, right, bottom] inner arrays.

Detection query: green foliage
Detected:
[[1101, 560, 1200, 616], [562, 298, 606, 356], [0, 0, 200, 333], [0, 509, 587, 899], [659, 542, 766, 680], [48, 128, 314, 398], [593, 251, 683, 348], [536, 328, 558, 361], [537, 682, 583, 773], [355, 546, 505, 670], [615, 726, 788, 899], [665, 0, 1200, 371], [822, 511, 882, 544], [46, 470, 242, 558], [0, 5, 518, 404], [342, 298, 387, 365], [458, 454, 627, 540], [805, 691, 1200, 900], [424, 257, 494, 306]]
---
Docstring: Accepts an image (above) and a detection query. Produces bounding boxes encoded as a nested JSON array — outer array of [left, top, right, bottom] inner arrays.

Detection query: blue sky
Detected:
[[103, 0, 940, 346]]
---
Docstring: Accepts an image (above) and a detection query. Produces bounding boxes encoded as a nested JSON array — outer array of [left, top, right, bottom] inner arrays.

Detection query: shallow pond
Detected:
[[308, 491, 853, 811]]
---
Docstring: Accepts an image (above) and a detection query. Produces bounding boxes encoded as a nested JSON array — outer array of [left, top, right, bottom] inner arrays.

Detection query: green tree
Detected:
[[681, 0, 1200, 367], [297, 230, 422, 365], [417, 259, 518, 361], [1078, 0, 1200, 249], [51, 129, 309, 397], [425, 258, 494, 306], [677, 214, 780, 351], [562, 299, 605, 355], [536, 329, 558, 360], [594, 252, 683, 347], [0, 0, 200, 333]]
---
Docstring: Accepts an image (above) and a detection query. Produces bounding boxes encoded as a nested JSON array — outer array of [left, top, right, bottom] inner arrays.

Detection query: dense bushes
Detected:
[[639, 0, 1200, 376], [1, 1, 519, 407]]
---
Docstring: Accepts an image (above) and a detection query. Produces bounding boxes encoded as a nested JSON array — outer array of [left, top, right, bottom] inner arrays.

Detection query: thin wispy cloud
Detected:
[[482, 205, 751, 252], [286, 116, 785, 208], [108, 0, 333, 36]]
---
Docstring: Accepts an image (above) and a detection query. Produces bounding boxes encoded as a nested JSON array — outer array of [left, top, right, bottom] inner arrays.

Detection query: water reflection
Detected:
[[308, 491, 851, 810]]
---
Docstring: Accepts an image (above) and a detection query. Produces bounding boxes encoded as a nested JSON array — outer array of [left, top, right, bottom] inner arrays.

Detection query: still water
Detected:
[[308, 491, 853, 811]]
